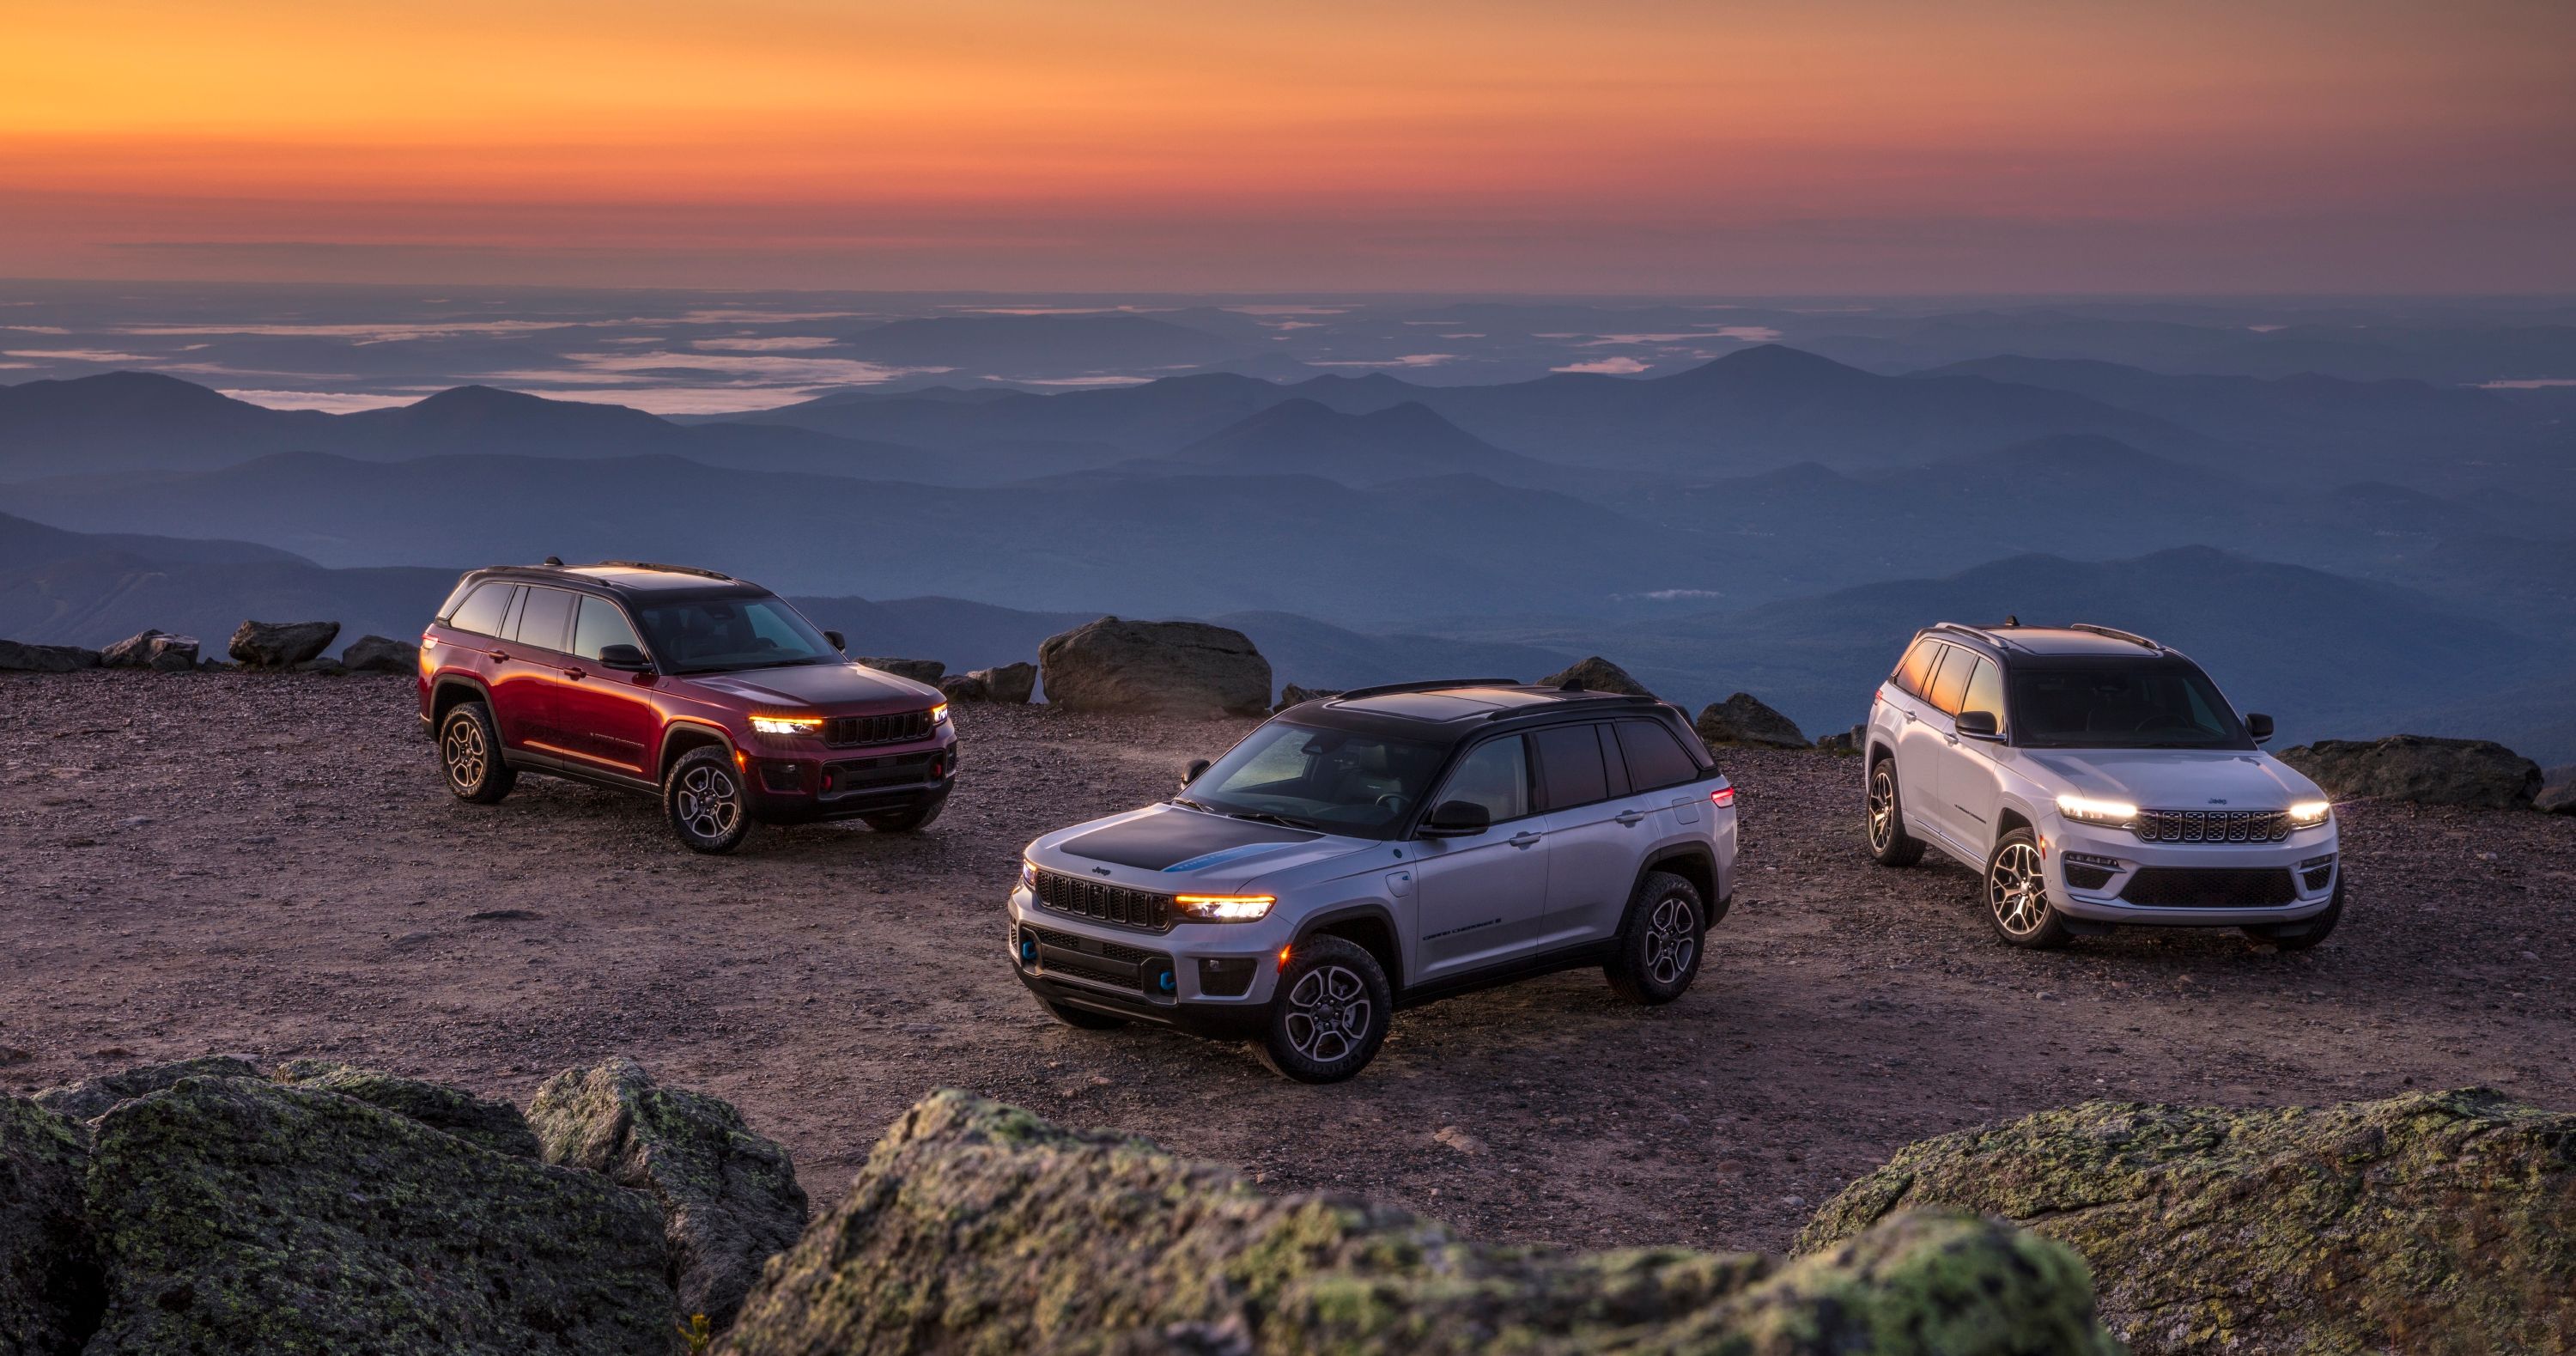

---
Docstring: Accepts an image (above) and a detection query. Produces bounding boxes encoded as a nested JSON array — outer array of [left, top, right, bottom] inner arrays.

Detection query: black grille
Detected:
[[2132, 809, 2292, 843], [1018, 922, 1157, 966], [2063, 861, 2117, 891], [2120, 867, 2297, 908], [823, 709, 935, 748], [1031, 870, 1172, 931], [823, 751, 939, 794]]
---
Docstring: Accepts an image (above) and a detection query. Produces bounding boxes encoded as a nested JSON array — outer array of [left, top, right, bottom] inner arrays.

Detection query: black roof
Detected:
[[465, 561, 768, 600], [1282, 680, 1677, 745]]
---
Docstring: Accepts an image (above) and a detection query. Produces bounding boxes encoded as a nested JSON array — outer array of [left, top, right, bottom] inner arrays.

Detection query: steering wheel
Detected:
[[2129, 712, 2190, 733], [1375, 793, 1413, 817]]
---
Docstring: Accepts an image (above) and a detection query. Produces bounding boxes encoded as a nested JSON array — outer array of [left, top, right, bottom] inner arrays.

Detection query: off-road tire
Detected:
[[1984, 828, 2072, 949], [1604, 869, 1706, 1005], [439, 701, 516, 804], [1257, 935, 1392, 1084], [1039, 997, 1127, 1029], [2246, 878, 2343, 952], [1867, 756, 1927, 867], [862, 802, 944, 833], [664, 745, 755, 854]]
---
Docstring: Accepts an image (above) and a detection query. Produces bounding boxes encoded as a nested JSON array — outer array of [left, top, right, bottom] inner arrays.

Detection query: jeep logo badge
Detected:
[[2208, 798, 2228, 805]]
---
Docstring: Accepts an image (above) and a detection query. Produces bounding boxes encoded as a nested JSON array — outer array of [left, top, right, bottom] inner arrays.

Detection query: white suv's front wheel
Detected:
[[1984, 829, 2072, 949], [1257, 936, 1391, 1084]]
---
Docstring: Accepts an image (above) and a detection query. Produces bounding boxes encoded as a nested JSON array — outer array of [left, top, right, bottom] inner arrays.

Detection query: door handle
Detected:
[[1944, 733, 1958, 746], [1613, 811, 1646, 826], [562, 666, 586, 680], [492, 650, 513, 662], [1508, 831, 1543, 848], [1902, 710, 1918, 722]]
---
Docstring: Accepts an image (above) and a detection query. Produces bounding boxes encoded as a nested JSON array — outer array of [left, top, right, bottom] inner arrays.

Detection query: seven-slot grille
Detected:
[[2132, 808, 2293, 843], [2119, 867, 2298, 908], [823, 709, 934, 748], [1031, 869, 1173, 931]]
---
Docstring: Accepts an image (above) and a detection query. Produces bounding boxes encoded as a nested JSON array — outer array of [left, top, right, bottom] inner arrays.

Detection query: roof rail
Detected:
[[1929, 621, 2025, 653], [1330, 678, 1522, 702], [2068, 623, 2163, 653], [588, 561, 736, 582]]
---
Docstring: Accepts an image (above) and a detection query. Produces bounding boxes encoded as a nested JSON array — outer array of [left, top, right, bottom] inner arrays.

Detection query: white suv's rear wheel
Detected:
[[1985, 829, 2071, 949], [1867, 757, 1927, 867]]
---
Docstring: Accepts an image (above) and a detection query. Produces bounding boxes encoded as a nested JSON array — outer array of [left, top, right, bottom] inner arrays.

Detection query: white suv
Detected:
[[1006, 680, 1739, 1082], [1864, 623, 2341, 950]]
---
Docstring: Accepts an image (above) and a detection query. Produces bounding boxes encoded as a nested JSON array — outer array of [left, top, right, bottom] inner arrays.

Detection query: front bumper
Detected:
[[1005, 884, 1285, 1039], [744, 733, 958, 824], [2042, 818, 2339, 927]]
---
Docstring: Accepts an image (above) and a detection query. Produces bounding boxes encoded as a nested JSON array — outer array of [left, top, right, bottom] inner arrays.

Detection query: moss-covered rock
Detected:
[[82, 1074, 677, 1355], [270, 1060, 542, 1158], [33, 1055, 260, 1122], [723, 1089, 2116, 1355], [1, 1097, 100, 1356], [1797, 1087, 2576, 1355], [529, 1058, 805, 1332]]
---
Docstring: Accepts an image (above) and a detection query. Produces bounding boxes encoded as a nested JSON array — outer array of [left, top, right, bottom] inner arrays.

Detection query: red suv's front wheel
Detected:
[[665, 745, 754, 854]]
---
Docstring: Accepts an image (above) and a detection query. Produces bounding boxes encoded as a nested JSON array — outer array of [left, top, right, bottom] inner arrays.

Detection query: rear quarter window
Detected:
[[445, 582, 514, 637], [1895, 639, 1942, 697], [1613, 719, 1701, 791]]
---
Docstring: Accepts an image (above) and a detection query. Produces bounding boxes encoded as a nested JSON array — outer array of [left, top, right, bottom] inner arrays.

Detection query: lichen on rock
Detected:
[[270, 1059, 542, 1158], [1, 1097, 100, 1356], [33, 1055, 261, 1122]]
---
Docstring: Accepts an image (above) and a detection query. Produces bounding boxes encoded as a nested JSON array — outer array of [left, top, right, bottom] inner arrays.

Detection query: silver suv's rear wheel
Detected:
[[1258, 936, 1390, 1083], [1605, 869, 1706, 1003], [1867, 757, 1926, 867], [1985, 829, 2071, 948]]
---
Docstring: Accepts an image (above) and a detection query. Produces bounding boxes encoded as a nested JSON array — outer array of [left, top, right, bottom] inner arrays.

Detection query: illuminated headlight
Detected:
[[930, 702, 951, 727], [1018, 859, 1038, 891], [2287, 800, 2333, 828], [749, 714, 824, 737], [2056, 794, 2140, 827], [1175, 893, 1277, 922]]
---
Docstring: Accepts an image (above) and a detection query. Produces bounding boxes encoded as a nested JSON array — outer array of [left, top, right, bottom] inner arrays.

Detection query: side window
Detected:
[[512, 587, 577, 653], [1532, 724, 1611, 810], [1438, 735, 1531, 823], [446, 582, 513, 637], [1614, 719, 1699, 791], [1895, 639, 1942, 697], [1960, 658, 2008, 733], [1928, 645, 1976, 716], [572, 595, 644, 662]]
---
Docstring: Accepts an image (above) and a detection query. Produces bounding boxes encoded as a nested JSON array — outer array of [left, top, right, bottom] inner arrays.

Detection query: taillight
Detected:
[[1710, 786, 1736, 809]]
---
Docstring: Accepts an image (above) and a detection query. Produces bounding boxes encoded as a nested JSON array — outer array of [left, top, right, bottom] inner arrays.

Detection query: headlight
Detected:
[[1175, 893, 1276, 922], [930, 702, 951, 727], [2287, 800, 2332, 828], [1019, 859, 1038, 891], [750, 713, 824, 737], [2056, 794, 2139, 827]]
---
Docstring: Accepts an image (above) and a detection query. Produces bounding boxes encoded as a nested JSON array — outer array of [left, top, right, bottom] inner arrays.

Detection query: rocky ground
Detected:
[[3, 671, 2572, 1256]]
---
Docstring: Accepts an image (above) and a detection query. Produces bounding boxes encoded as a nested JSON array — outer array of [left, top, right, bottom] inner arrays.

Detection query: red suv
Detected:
[[417, 561, 957, 852]]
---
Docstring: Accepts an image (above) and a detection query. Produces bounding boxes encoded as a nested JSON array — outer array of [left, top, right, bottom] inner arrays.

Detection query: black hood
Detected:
[[684, 662, 940, 709], [1061, 806, 1319, 871]]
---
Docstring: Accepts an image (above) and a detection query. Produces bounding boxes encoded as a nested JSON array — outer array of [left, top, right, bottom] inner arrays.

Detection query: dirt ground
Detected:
[[5, 671, 2573, 1256]]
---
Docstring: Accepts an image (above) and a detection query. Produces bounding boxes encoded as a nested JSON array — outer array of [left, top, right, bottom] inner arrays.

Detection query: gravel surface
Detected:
[[4, 671, 2572, 1255]]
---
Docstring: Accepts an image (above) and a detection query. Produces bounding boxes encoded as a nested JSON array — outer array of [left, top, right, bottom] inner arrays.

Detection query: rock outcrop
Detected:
[[34, 1055, 262, 1122], [1273, 683, 1343, 713], [937, 672, 988, 702], [270, 1060, 541, 1158], [1, 1098, 99, 1356], [1797, 1087, 2576, 1355], [1038, 617, 1272, 716], [227, 619, 340, 669], [338, 635, 420, 674], [98, 629, 197, 672], [2280, 734, 2542, 809], [0, 640, 101, 673], [965, 660, 1036, 703], [1537, 654, 1654, 697], [857, 657, 944, 684], [725, 1089, 2116, 1355], [82, 1073, 677, 1356], [528, 1058, 806, 1331], [2542, 767, 2575, 815], [1695, 692, 1811, 749]]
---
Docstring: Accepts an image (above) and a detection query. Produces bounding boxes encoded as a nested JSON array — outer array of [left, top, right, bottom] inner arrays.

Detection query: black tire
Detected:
[[2247, 878, 2343, 952], [1038, 996, 1127, 1029], [664, 745, 754, 854], [1866, 757, 1927, 867], [1603, 869, 1707, 1005], [438, 701, 516, 804], [862, 801, 944, 833], [1257, 936, 1392, 1084], [1984, 828, 2072, 949]]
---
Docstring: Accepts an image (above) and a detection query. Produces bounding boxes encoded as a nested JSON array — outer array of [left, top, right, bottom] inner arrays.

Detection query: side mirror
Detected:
[[1419, 800, 1492, 837], [2245, 713, 2274, 743], [1955, 709, 2002, 740], [1182, 758, 1212, 789], [597, 643, 654, 673], [823, 629, 846, 651]]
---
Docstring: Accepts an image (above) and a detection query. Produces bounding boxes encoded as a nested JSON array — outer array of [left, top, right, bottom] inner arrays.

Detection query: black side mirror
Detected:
[[1419, 800, 1492, 837], [823, 629, 846, 651], [596, 643, 653, 673], [1182, 758, 1212, 789], [2245, 713, 2274, 743], [1955, 709, 2002, 740]]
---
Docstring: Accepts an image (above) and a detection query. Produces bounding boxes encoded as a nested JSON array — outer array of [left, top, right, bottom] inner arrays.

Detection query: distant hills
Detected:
[[834, 313, 1248, 373]]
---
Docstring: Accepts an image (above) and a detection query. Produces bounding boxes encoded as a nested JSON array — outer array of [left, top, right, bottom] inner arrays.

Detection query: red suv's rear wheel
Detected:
[[439, 701, 516, 804]]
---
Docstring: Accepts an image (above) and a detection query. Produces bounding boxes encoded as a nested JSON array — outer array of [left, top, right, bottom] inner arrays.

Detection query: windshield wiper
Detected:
[[1170, 795, 1219, 814], [1226, 810, 1321, 830]]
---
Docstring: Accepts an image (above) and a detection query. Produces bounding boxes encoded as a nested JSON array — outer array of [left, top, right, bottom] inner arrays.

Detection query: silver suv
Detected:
[[1006, 680, 1740, 1082]]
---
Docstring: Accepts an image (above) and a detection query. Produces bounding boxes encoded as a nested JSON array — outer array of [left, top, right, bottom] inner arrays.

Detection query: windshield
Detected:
[[2009, 662, 2252, 750], [1177, 721, 1449, 840], [631, 594, 836, 675]]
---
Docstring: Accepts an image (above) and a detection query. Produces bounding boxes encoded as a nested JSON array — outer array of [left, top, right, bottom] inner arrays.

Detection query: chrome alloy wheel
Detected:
[[1989, 840, 2049, 937], [1644, 894, 1698, 987], [1867, 763, 1897, 852], [675, 763, 743, 841], [442, 716, 487, 791], [1282, 964, 1372, 1064]]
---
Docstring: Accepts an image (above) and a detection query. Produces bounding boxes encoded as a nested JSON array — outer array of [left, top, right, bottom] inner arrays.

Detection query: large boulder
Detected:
[[1, 1098, 100, 1356], [338, 635, 420, 674], [33, 1055, 262, 1122], [82, 1074, 677, 1356], [2280, 734, 2541, 808], [936, 672, 988, 702], [0, 640, 100, 673], [856, 657, 944, 684], [527, 1058, 805, 1332], [99, 629, 165, 668], [965, 660, 1036, 704], [1273, 683, 1343, 714], [1696, 692, 1811, 749], [1038, 617, 1272, 716], [2542, 766, 2575, 815], [1797, 1087, 2576, 1355], [1537, 654, 1653, 697], [270, 1060, 541, 1159], [228, 619, 340, 669], [726, 1089, 2115, 1355]]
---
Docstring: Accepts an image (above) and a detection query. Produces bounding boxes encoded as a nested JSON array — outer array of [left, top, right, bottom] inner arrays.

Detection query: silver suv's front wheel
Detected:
[[1985, 829, 2071, 948], [1258, 936, 1391, 1083]]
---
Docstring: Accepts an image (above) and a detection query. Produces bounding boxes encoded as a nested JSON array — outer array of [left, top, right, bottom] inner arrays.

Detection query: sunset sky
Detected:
[[6, 0, 2573, 293]]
